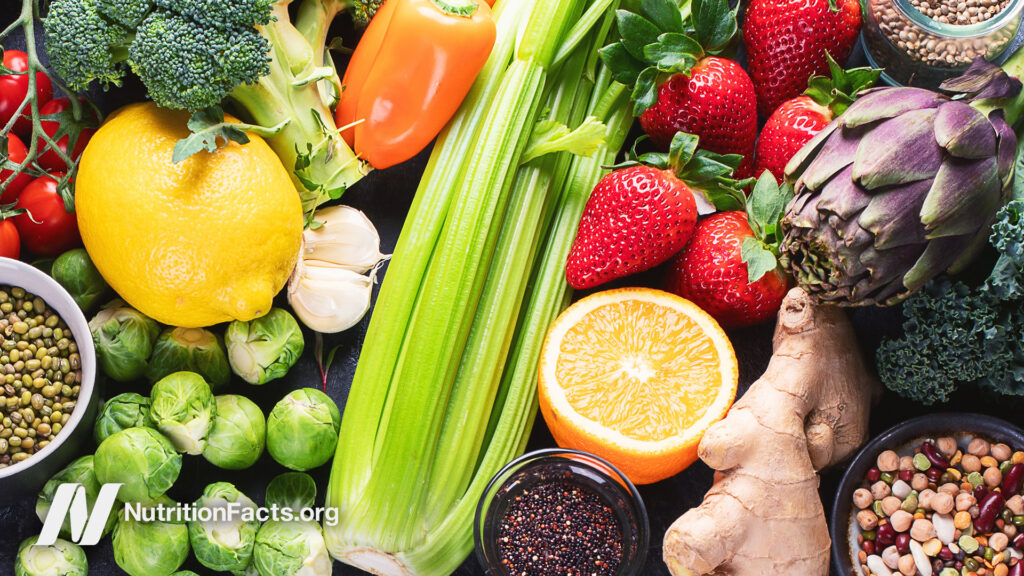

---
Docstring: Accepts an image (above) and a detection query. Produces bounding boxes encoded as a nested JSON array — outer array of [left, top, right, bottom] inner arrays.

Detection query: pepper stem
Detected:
[[430, 0, 480, 17]]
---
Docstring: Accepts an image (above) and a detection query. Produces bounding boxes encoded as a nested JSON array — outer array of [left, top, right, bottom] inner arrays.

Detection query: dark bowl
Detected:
[[830, 413, 1024, 575]]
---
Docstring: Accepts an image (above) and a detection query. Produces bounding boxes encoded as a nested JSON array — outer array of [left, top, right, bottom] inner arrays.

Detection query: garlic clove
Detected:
[[304, 205, 386, 274], [288, 261, 374, 334]]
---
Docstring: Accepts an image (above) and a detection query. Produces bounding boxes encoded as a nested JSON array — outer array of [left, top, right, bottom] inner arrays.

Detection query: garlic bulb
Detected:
[[301, 205, 386, 274], [288, 205, 388, 333]]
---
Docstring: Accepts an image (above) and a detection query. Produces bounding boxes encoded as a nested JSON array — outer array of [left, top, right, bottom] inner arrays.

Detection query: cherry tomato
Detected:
[[1, 133, 32, 203], [37, 98, 97, 172], [12, 174, 80, 256], [0, 219, 19, 259], [0, 50, 53, 139]]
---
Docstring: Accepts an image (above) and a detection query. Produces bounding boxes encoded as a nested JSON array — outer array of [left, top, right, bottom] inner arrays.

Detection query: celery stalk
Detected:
[[324, 0, 633, 573]]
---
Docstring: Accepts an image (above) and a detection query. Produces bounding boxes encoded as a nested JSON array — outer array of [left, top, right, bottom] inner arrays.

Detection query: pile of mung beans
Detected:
[[0, 286, 81, 468], [853, 436, 1024, 576]]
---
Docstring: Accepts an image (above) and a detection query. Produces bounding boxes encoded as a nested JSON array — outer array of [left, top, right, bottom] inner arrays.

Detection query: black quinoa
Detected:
[[497, 477, 623, 576]]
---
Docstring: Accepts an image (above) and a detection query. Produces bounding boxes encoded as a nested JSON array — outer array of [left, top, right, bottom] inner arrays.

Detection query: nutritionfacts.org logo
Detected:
[[38, 483, 123, 546]]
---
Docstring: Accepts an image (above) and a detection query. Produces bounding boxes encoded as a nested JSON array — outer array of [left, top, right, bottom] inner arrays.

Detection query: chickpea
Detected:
[[990, 531, 1009, 552], [956, 492, 977, 512], [878, 450, 900, 472], [931, 492, 955, 515], [872, 481, 892, 500], [900, 455, 916, 472], [992, 443, 1013, 462], [985, 466, 1004, 487], [962, 454, 983, 473], [911, 518, 936, 541], [937, 437, 958, 459], [882, 496, 903, 516], [912, 473, 930, 492], [853, 488, 874, 510], [968, 438, 991, 457], [857, 509, 879, 531]]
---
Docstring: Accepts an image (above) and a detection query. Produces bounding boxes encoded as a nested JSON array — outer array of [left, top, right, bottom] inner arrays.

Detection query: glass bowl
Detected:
[[861, 0, 1024, 87], [474, 448, 648, 576]]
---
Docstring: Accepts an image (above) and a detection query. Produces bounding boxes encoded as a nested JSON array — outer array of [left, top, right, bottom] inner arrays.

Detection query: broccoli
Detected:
[[43, 0, 371, 211], [877, 200, 1024, 404], [350, 0, 385, 27]]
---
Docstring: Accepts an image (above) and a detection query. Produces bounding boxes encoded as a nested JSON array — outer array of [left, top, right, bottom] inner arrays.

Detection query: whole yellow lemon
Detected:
[[76, 102, 303, 327]]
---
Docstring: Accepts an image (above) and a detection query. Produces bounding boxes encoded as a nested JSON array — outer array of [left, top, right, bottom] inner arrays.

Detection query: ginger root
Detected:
[[663, 288, 878, 576]]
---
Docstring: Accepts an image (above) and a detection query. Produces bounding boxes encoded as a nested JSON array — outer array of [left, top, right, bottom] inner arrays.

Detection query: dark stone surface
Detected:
[[2, 5, 1023, 576]]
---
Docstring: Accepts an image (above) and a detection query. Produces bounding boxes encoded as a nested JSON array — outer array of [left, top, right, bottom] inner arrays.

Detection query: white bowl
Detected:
[[0, 257, 98, 500]]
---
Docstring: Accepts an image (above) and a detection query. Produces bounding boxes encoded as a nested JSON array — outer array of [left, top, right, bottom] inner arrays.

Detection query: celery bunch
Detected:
[[323, 0, 634, 573]]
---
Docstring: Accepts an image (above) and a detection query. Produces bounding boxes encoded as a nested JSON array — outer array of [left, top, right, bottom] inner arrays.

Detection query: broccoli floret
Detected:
[[45, 0, 369, 211], [96, 0, 154, 28], [43, 0, 133, 91], [878, 200, 1024, 404], [350, 0, 385, 27], [129, 10, 270, 112], [153, 0, 274, 30]]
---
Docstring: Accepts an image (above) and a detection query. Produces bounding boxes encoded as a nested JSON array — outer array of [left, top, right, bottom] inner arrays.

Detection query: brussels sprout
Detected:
[[149, 371, 217, 455], [225, 308, 305, 385], [94, 393, 153, 444], [172, 573, 201, 576], [253, 520, 331, 576], [89, 300, 160, 382], [266, 388, 340, 471], [188, 482, 259, 573], [147, 327, 231, 390], [203, 395, 265, 470], [265, 472, 316, 512], [15, 536, 88, 576], [36, 455, 121, 539], [51, 248, 110, 314], [113, 501, 190, 576], [94, 427, 182, 504]]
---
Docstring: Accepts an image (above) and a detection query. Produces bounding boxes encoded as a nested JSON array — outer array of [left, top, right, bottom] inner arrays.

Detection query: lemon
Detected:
[[76, 102, 303, 327]]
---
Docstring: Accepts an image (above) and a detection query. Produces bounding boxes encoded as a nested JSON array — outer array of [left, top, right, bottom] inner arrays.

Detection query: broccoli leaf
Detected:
[[173, 107, 288, 164]]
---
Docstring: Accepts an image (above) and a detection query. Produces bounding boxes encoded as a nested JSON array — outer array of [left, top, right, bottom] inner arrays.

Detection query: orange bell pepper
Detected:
[[337, 0, 496, 169]]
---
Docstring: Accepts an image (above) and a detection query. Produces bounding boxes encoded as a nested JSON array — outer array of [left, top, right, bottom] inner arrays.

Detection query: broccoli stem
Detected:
[[229, 0, 368, 211], [294, 0, 347, 108]]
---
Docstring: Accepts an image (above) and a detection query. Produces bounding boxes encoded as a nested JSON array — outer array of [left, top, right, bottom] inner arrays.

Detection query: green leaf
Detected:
[[640, 0, 685, 33], [521, 116, 608, 163], [803, 53, 881, 114], [741, 236, 778, 283], [599, 43, 647, 85], [690, 0, 738, 53], [701, 185, 746, 211], [632, 67, 661, 115], [1014, 141, 1024, 201], [746, 173, 795, 247], [617, 10, 662, 61], [643, 33, 702, 74], [668, 131, 699, 172], [174, 107, 288, 164]]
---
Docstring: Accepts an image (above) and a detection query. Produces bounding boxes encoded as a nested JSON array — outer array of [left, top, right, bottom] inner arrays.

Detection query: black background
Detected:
[[2, 4, 1024, 575]]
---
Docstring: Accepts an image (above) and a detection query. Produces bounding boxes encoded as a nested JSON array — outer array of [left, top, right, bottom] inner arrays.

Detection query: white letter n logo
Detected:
[[37, 483, 121, 546]]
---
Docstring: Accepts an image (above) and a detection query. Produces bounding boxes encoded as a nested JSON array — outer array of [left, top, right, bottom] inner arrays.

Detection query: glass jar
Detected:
[[474, 449, 649, 576], [861, 0, 1024, 88]]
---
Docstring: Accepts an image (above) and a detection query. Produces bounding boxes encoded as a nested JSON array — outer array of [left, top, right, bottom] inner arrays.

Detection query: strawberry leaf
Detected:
[[804, 52, 881, 115], [741, 236, 778, 283], [668, 131, 699, 171], [641, 0, 686, 33], [632, 67, 661, 115], [745, 171, 795, 250], [599, 43, 647, 85], [617, 10, 662, 61], [644, 33, 702, 75], [691, 0, 739, 54]]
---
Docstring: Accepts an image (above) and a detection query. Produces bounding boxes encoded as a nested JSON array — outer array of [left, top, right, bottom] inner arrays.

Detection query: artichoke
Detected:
[[781, 58, 1022, 306]]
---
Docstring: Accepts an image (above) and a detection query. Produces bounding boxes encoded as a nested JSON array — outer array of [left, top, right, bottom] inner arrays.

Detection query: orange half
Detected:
[[538, 287, 738, 484]]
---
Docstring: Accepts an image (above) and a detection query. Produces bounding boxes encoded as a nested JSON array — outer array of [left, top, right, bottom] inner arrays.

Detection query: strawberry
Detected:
[[743, 0, 862, 119], [753, 56, 880, 181], [664, 172, 794, 328], [599, 0, 757, 177], [566, 132, 752, 290]]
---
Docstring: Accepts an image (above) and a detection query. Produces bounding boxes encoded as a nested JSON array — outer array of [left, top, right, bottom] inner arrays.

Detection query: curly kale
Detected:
[[878, 200, 1024, 404]]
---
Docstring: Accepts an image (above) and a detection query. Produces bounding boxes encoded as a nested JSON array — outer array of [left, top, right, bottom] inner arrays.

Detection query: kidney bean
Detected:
[[927, 467, 944, 482], [899, 469, 914, 483], [923, 441, 951, 469], [939, 546, 953, 561], [876, 522, 896, 549], [1009, 562, 1024, 576], [868, 467, 882, 483], [1002, 463, 1024, 496], [975, 485, 990, 502], [861, 540, 875, 555], [895, 533, 911, 555], [1013, 532, 1024, 549], [975, 491, 1006, 533]]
